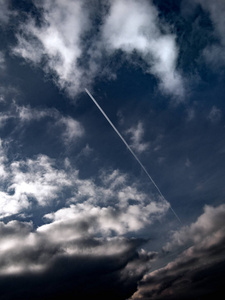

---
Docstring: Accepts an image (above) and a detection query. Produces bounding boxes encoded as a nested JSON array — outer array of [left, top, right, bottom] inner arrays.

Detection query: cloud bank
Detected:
[[131, 204, 225, 299]]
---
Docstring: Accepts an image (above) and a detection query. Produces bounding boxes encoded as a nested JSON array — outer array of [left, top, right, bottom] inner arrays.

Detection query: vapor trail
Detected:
[[85, 88, 181, 223]]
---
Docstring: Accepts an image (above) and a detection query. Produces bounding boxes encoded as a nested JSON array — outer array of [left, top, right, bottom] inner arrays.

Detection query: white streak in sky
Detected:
[[85, 88, 181, 223]]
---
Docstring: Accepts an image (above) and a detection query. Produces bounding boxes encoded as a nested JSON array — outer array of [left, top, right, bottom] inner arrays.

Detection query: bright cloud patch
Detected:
[[102, 0, 185, 98], [14, 0, 90, 96], [13, 0, 185, 99]]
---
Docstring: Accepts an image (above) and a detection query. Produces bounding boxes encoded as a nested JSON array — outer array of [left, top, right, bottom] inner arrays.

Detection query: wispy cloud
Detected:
[[188, 0, 225, 68], [125, 122, 150, 154], [14, 0, 90, 97], [208, 105, 222, 123], [0, 0, 12, 25], [0, 103, 85, 146]]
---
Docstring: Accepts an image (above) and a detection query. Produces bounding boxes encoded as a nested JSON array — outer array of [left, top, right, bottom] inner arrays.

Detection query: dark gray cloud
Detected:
[[130, 204, 225, 299], [0, 219, 157, 299]]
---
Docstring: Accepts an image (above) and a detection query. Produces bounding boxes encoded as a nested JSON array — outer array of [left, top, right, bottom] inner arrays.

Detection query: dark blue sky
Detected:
[[0, 0, 225, 299]]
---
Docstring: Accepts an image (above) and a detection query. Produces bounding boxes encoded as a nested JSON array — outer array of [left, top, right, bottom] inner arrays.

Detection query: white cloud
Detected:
[[0, 154, 73, 218], [16, 105, 56, 121], [58, 116, 84, 144], [0, 103, 85, 145], [164, 204, 225, 252], [13, 0, 185, 100], [126, 122, 150, 154], [102, 0, 185, 98], [0, 135, 168, 225], [40, 199, 168, 237], [14, 0, 90, 97]]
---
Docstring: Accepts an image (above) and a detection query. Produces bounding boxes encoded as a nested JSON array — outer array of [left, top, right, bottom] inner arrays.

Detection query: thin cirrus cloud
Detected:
[[13, 0, 185, 99]]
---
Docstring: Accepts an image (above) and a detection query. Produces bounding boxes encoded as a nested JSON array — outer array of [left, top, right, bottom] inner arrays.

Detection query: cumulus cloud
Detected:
[[13, 0, 184, 99], [0, 131, 168, 226], [102, 0, 185, 98], [126, 122, 150, 154], [40, 199, 168, 238], [0, 218, 155, 299], [130, 204, 225, 299], [0, 154, 73, 218]]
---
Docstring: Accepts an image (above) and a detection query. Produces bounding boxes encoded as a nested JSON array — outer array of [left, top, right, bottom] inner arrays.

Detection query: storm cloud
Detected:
[[131, 204, 225, 299]]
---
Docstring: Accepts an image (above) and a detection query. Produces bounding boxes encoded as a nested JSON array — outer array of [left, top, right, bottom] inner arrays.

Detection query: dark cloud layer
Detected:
[[131, 204, 225, 299], [0, 220, 154, 300]]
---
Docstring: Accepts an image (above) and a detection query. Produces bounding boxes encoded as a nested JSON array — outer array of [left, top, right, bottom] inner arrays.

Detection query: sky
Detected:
[[0, 0, 225, 299]]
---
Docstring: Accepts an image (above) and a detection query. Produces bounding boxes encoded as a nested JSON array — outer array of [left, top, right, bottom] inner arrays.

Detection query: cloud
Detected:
[[57, 116, 84, 144], [102, 0, 185, 98], [0, 0, 12, 25], [126, 122, 150, 154], [0, 51, 5, 69], [0, 103, 85, 146], [14, 0, 91, 97], [40, 199, 168, 238], [130, 204, 225, 299], [186, 0, 225, 68], [0, 154, 73, 218], [208, 105, 222, 123], [13, 0, 185, 100], [0, 218, 157, 299], [0, 131, 169, 226]]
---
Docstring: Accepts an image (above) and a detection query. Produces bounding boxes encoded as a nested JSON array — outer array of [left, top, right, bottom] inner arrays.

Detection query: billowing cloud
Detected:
[[0, 218, 156, 299], [13, 0, 184, 99], [0, 153, 73, 218], [130, 204, 225, 299]]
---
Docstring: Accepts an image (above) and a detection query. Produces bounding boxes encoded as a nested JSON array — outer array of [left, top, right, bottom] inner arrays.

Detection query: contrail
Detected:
[[85, 88, 181, 223]]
